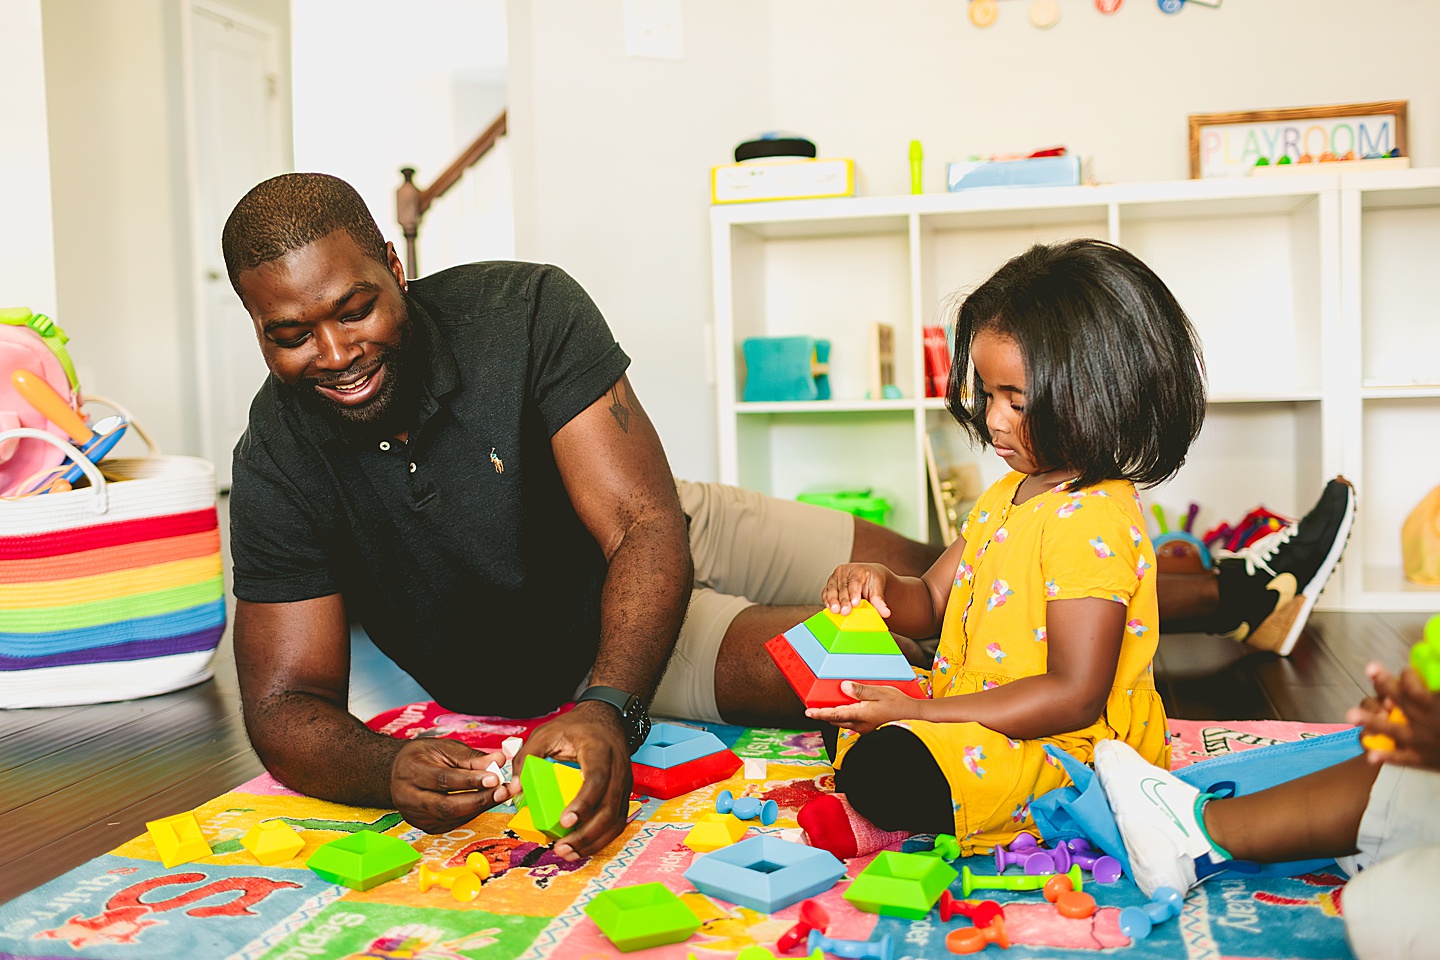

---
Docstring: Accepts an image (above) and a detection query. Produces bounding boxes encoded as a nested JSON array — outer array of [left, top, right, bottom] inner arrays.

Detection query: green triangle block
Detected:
[[802, 609, 900, 655], [584, 882, 701, 952], [844, 850, 958, 920], [522, 757, 583, 839], [305, 831, 419, 891]]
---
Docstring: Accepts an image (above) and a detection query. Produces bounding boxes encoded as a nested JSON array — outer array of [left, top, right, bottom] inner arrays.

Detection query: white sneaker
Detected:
[[1094, 739, 1218, 899]]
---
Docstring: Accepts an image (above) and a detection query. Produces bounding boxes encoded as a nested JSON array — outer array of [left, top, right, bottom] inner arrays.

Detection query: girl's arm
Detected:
[[915, 596, 1125, 738], [820, 533, 968, 640], [809, 596, 1124, 737]]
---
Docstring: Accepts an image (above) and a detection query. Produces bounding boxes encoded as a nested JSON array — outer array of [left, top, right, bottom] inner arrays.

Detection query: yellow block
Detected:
[[837, 600, 888, 633], [683, 813, 749, 853], [146, 812, 212, 869], [553, 761, 584, 805], [508, 805, 549, 844], [240, 820, 305, 865]]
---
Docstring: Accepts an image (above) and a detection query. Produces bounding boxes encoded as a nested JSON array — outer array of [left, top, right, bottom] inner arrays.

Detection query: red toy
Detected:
[[938, 890, 1004, 927], [777, 899, 830, 953], [632, 750, 741, 800], [764, 635, 925, 708]]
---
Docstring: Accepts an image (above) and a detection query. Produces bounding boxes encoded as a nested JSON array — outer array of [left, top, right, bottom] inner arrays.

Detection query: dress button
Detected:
[[379, 441, 390, 451], [409, 462, 417, 473]]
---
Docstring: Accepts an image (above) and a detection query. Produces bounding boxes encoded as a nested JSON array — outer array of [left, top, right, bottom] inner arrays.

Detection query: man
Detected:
[[224, 173, 1354, 860]]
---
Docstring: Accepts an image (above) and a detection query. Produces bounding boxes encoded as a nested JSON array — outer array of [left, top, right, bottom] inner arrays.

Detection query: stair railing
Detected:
[[396, 109, 508, 279]]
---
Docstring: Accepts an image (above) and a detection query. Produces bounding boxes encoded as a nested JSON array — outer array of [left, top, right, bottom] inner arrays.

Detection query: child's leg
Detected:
[[1202, 755, 1377, 862], [832, 726, 954, 834], [1342, 844, 1440, 960]]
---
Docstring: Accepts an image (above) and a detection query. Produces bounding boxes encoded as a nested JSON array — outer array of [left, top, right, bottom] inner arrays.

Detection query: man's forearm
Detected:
[[590, 512, 692, 703], [244, 690, 405, 808]]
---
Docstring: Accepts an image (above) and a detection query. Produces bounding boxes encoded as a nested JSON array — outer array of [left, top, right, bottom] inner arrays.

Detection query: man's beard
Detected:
[[290, 314, 418, 434]]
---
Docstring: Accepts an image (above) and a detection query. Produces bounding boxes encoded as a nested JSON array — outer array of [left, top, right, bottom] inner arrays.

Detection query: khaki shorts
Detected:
[[648, 480, 854, 723], [1338, 765, 1440, 959]]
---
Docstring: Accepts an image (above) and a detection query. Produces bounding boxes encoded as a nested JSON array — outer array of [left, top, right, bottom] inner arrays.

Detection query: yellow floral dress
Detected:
[[835, 471, 1168, 853]]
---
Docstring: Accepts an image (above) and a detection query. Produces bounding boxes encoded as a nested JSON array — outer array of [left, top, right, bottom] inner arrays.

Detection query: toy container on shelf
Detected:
[[797, 489, 891, 526]]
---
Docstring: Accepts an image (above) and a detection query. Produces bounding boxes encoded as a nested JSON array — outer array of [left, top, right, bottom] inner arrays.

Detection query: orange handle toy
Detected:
[[10, 369, 91, 445]]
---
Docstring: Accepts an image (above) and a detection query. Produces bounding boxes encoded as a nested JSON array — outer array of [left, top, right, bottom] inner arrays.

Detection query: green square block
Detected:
[[305, 831, 420, 891], [521, 757, 583, 839], [844, 850, 959, 920], [802, 609, 899, 655], [584, 882, 701, 952]]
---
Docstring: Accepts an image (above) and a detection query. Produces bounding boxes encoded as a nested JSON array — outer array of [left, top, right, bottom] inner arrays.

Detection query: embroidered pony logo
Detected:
[[489, 447, 505, 473]]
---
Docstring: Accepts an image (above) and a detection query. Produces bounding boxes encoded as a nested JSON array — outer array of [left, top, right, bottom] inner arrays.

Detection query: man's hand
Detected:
[[499, 702, 633, 861], [804, 681, 925, 735], [1348, 662, 1440, 772], [391, 738, 508, 833]]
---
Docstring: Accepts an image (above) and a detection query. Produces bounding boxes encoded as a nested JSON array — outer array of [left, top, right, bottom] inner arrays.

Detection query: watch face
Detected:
[[626, 698, 651, 753]]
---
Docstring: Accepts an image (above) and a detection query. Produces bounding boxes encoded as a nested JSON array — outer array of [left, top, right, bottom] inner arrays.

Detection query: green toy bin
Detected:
[[796, 489, 892, 526]]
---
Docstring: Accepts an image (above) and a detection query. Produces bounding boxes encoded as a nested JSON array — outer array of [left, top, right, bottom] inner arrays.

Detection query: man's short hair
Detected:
[[221, 172, 388, 297]]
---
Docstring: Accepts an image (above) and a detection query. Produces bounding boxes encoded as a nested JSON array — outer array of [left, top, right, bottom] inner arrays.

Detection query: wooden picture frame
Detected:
[[1188, 101, 1408, 179]]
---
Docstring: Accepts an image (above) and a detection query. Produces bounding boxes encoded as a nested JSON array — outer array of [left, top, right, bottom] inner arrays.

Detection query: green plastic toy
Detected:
[[961, 864, 1082, 899], [1411, 615, 1440, 689], [305, 831, 420, 891], [585, 882, 701, 951], [798, 607, 899, 656], [845, 850, 959, 920], [521, 757, 584, 839]]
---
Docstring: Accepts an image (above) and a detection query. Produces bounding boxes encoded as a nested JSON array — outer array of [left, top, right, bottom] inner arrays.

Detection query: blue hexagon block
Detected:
[[684, 834, 846, 914], [632, 723, 728, 770]]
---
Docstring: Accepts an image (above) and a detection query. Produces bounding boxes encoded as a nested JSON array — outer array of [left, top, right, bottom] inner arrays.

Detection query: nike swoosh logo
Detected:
[[1266, 572, 1297, 608], [1140, 777, 1191, 837]]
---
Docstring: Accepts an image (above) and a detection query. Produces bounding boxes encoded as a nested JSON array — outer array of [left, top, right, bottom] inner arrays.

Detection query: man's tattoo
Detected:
[[608, 384, 630, 432]]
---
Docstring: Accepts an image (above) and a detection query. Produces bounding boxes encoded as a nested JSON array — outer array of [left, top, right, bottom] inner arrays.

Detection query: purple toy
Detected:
[[995, 839, 1056, 876], [1062, 838, 1124, 884]]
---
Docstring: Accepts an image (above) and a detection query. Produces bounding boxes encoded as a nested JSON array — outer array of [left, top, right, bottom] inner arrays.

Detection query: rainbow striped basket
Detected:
[[0, 429, 225, 707]]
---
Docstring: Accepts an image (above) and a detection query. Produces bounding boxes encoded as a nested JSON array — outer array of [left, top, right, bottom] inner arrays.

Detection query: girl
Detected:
[[810, 239, 1207, 852]]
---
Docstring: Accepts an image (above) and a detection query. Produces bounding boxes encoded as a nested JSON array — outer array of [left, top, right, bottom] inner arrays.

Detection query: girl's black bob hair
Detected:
[[947, 239, 1207, 490]]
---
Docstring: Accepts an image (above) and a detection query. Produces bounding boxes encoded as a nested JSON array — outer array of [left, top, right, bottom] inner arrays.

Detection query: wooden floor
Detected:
[[0, 608, 1429, 904]]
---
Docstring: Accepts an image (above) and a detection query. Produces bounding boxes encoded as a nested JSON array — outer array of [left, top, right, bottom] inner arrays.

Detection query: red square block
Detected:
[[765, 634, 927, 708], [633, 748, 742, 800]]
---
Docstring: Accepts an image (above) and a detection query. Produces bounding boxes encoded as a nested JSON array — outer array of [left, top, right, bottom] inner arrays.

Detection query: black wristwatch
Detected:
[[575, 685, 652, 755]]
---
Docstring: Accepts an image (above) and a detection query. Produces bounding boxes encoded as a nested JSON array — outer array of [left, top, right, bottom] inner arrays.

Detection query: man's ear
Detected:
[[385, 241, 408, 292]]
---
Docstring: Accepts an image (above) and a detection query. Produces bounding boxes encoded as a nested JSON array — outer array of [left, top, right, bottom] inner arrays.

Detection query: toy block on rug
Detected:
[[631, 722, 742, 799], [304, 831, 420, 891], [685, 834, 846, 914], [766, 602, 926, 708]]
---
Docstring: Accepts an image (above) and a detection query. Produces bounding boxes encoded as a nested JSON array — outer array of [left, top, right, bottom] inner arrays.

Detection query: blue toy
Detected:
[[1118, 886, 1183, 940], [806, 930, 893, 960], [684, 835, 844, 914], [742, 337, 830, 402], [715, 789, 778, 826]]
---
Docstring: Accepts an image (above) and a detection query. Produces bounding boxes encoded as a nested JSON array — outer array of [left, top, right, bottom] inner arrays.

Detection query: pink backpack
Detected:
[[0, 308, 81, 498]]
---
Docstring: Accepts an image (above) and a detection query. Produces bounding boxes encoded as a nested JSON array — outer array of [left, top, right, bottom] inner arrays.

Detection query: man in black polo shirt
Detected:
[[225, 173, 695, 859]]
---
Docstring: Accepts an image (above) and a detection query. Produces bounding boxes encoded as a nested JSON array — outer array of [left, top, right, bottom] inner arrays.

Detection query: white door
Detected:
[[189, 2, 286, 489]]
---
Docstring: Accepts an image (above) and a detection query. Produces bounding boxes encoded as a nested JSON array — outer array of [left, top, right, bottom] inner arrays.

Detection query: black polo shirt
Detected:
[[230, 262, 631, 717]]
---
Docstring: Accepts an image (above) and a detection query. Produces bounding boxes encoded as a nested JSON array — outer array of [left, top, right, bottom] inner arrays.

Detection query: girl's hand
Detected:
[[1348, 662, 1440, 772], [804, 681, 921, 734], [822, 564, 892, 617]]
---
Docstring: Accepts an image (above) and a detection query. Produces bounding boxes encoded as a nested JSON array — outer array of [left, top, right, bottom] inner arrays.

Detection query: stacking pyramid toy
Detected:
[[764, 601, 926, 708], [631, 722, 741, 800]]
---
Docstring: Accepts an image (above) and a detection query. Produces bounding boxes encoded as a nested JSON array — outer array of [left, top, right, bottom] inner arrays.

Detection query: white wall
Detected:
[[42, 0, 293, 458], [508, 0, 1440, 482], [1, 0, 58, 314], [291, 0, 514, 277]]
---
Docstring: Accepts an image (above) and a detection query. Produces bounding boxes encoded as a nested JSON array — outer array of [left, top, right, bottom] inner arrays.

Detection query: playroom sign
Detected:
[[1188, 100, 1408, 178]]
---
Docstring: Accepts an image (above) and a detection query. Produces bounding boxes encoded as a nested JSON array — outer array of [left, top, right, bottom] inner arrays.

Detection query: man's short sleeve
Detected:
[[525, 267, 631, 437], [229, 447, 339, 604]]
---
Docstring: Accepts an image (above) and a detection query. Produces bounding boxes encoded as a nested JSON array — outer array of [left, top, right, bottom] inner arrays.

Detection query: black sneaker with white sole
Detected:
[[1210, 477, 1356, 656]]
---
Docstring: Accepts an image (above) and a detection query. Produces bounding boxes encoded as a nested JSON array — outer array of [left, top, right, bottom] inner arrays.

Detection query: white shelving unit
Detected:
[[710, 168, 1440, 613]]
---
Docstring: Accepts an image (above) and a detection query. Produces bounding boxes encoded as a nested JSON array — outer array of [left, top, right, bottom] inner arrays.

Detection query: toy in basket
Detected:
[[0, 402, 225, 708]]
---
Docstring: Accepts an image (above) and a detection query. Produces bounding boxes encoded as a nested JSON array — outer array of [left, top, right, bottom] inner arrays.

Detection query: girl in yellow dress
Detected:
[[811, 239, 1207, 853]]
